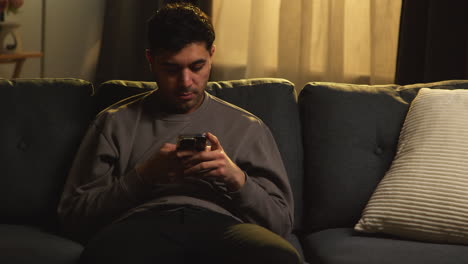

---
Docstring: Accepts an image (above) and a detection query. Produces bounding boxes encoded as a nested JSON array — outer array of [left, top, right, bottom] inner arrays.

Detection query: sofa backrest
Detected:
[[298, 80, 468, 233], [97, 78, 305, 230], [0, 78, 96, 229]]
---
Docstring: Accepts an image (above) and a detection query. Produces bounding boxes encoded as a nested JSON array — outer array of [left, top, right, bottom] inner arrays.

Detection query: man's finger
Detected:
[[184, 160, 220, 176], [176, 149, 198, 159], [182, 150, 221, 168], [206, 132, 222, 151], [161, 143, 177, 152]]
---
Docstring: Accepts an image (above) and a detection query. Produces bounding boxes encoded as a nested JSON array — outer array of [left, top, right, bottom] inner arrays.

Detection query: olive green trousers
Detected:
[[80, 205, 301, 264]]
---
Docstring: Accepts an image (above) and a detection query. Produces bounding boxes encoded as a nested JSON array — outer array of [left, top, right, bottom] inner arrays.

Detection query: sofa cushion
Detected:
[[95, 80, 157, 113], [207, 78, 304, 230], [302, 228, 468, 264], [0, 224, 82, 264], [299, 82, 405, 232], [97, 78, 304, 230], [298, 80, 468, 232], [0, 79, 96, 229], [355, 88, 468, 245]]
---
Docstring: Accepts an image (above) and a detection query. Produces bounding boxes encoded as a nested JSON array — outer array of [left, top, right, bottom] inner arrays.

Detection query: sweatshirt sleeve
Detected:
[[229, 123, 294, 237], [57, 121, 151, 242]]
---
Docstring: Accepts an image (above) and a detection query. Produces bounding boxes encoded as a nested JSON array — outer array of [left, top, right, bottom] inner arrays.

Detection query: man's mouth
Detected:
[[177, 92, 195, 101]]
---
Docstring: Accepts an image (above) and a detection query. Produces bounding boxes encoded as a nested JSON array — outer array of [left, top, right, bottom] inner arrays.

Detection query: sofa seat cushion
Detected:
[[0, 225, 83, 264], [302, 228, 468, 264], [285, 233, 307, 263]]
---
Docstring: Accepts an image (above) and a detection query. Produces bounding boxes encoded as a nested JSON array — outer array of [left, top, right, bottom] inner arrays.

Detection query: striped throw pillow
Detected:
[[355, 88, 468, 245]]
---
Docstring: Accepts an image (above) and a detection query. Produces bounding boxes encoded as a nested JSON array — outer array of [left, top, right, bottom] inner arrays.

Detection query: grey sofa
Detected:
[[2, 77, 468, 263]]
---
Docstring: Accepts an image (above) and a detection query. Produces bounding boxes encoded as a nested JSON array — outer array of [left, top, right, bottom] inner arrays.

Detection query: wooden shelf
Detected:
[[0, 52, 43, 78]]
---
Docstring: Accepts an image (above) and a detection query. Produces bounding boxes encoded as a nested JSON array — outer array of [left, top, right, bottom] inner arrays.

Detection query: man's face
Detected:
[[147, 42, 215, 114]]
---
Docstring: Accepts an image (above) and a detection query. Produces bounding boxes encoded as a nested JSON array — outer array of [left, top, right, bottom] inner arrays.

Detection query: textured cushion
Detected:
[[97, 78, 304, 230], [355, 88, 468, 244], [299, 80, 468, 233], [0, 79, 96, 228], [302, 228, 468, 264], [0, 224, 82, 264]]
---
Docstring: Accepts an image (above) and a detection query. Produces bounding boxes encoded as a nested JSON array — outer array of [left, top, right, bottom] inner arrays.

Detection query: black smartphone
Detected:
[[176, 134, 207, 151]]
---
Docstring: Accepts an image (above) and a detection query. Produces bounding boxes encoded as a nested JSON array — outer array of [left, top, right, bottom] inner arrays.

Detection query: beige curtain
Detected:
[[211, 0, 402, 91]]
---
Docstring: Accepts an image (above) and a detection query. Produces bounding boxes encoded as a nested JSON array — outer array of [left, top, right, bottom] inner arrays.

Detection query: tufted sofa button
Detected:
[[17, 140, 28, 151], [374, 147, 383, 155]]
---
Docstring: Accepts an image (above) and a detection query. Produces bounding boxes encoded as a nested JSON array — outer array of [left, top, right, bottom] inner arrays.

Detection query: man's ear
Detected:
[[209, 45, 216, 57], [145, 49, 155, 70]]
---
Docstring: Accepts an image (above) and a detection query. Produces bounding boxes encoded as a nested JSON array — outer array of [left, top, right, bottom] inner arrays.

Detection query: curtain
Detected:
[[94, 0, 162, 85], [211, 0, 402, 91], [395, 0, 468, 85]]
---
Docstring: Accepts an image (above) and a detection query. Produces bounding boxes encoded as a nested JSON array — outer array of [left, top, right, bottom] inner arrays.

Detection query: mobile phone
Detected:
[[176, 134, 207, 151]]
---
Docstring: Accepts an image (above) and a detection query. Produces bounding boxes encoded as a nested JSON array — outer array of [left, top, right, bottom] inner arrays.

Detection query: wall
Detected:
[[44, 0, 105, 81], [0, 0, 106, 81], [0, 1, 42, 78]]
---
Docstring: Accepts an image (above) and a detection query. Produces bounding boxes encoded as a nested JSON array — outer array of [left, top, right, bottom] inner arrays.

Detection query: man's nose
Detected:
[[179, 69, 193, 88]]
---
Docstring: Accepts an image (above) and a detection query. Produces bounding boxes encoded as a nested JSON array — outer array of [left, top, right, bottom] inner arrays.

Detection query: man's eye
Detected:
[[191, 64, 204, 72]]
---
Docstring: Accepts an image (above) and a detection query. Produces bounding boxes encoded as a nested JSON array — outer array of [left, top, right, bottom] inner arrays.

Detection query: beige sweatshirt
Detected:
[[58, 91, 294, 242]]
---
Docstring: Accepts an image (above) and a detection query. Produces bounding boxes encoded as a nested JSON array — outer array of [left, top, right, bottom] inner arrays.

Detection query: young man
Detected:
[[58, 3, 301, 264]]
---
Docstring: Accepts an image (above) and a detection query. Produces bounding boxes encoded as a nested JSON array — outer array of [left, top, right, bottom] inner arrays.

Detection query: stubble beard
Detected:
[[156, 88, 206, 114], [176, 90, 205, 114]]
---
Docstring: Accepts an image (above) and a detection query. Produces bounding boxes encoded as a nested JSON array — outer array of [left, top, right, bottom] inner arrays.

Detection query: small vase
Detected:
[[0, 21, 22, 53]]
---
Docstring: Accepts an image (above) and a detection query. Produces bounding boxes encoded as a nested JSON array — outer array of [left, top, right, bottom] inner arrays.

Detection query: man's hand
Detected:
[[178, 132, 246, 192], [136, 143, 183, 185]]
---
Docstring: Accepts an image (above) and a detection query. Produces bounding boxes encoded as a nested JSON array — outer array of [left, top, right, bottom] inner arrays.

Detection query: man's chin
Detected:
[[156, 91, 204, 114], [174, 96, 203, 114]]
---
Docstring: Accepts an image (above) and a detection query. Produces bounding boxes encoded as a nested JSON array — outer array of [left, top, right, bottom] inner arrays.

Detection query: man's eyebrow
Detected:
[[190, 59, 207, 65], [160, 62, 179, 67], [159, 59, 207, 67]]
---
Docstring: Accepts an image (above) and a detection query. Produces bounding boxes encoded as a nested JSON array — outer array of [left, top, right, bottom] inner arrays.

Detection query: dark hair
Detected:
[[147, 3, 215, 55]]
